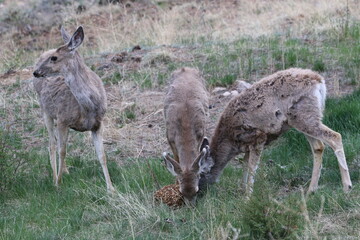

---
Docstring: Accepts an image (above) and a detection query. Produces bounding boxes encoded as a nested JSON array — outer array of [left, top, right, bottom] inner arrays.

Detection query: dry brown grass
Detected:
[[1, 0, 358, 69], [63, 0, 360, 50]]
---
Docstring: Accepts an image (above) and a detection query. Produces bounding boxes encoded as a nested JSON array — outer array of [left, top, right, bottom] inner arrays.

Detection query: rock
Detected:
[[212, 87, 227, 94], [236, 80, 252, 93], [132, 45, 141, 52], [222, 91, 231, 97], [231, 90, 239, 96]]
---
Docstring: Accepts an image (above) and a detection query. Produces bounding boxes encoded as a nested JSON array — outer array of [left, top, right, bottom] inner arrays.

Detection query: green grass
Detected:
[[188, 23, 360, 87], [1, 89, 360, 239]]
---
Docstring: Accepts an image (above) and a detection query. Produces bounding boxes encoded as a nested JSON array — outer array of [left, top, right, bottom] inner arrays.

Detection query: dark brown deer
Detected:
[[199, 68, 352, 195], [33, 26, 114, 192], [162, 67, 213, 206]]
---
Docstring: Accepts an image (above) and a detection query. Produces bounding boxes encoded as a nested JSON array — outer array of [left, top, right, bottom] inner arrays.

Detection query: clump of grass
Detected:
[[117, 103, 137, 127], [313, 59, 326, 72], [141, 77, 153, 89], [103, 71, 123, 84], [242, 170, 303, 239], [0, 126, 37, 192]]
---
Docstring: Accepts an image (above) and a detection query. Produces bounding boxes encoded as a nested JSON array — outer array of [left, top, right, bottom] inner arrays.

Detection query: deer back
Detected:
[[164, 67, 209, 168], [211, 68, 326, 158]]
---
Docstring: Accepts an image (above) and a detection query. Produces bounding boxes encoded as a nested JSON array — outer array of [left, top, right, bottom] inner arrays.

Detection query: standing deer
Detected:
[[199, 68, 352, 196], [33, 26, 114, 192], [162, 67, 213, 206]]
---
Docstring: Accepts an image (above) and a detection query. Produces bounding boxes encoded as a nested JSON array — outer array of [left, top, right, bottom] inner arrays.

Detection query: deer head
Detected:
[[33, 26, 84, 78], [163, 138, 213, 206]]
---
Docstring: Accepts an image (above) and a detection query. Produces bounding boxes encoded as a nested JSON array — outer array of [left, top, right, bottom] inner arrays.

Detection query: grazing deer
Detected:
[[199, 68, 352, 195], [162, 67, 213, 206], [33, 26, 114, 192]]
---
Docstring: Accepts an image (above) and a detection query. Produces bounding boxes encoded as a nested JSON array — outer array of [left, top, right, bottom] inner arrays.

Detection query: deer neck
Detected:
[[178, 147, 197, 170], [205, 119, 239, 184], [62, 52, 106, 115]]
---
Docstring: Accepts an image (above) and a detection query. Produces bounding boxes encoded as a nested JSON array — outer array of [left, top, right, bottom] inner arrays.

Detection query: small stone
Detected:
[[212, 87, 227, 94], [223, 91, 231, 97], [236, 80, 252, 93], [132, 45, 141, 51], [231, 90, 239, 96]]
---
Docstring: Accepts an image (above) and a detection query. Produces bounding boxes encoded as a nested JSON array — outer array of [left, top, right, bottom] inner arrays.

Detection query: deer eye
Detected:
[[50, 56, 58, 62]]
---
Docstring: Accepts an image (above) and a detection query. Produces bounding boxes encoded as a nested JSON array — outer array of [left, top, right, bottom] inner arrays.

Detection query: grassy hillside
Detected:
[[1, 0, 360, 239]]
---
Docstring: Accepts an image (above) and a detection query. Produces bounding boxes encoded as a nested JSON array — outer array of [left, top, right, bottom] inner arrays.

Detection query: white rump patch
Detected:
[[313, 82, 326, 111]]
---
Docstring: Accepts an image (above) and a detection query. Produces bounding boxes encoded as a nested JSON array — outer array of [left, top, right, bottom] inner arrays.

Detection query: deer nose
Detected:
[[184, 196, 197, 207], [33, 71, 41, 78]]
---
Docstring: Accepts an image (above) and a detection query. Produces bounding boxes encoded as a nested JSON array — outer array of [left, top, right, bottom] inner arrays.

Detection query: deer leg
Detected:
[[305, 135, 325, 194], [56, 124, 69, 185], [44, 113, 57, 185], [245, 145, 264, 196], [316, 124, 352, 192], [289, 96, 351, 192], [92, 125, 115, 193], [292, 121, 352, 192], [240, 151, 250, 193]]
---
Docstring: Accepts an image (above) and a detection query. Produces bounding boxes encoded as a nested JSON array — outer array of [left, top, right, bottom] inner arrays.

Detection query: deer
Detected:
[[198, 68, 352, 196], [32, 26, 115, 192], [162, 67, 214, 206]]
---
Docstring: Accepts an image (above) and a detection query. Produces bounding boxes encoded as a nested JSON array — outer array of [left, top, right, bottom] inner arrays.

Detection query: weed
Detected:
[[313, 59, 326, 72], [103, 71, 123, 84], [0, 127, 37, 192]]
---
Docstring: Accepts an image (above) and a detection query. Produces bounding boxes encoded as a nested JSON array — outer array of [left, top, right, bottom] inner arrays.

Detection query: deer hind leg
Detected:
[[316, 124, 352, 192], [92, 125, 115, 193], [305, 136, 325, 194], [288, 98, 352, 192], [56, 124, 69, 186], [44, 113, 57, 185]]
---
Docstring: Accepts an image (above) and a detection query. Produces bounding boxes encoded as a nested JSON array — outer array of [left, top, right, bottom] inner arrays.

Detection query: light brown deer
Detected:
[[199, 68, 352, 195], [162, 67, 213, 206], [33, 26, 114, 192]]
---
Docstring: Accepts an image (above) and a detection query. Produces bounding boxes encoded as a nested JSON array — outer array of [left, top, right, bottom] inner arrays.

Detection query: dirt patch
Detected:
[[0, 68, 32, 85]]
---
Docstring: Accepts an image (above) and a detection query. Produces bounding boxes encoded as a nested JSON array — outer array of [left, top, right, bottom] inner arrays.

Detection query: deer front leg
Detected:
[[245, 144, 264, 196], [240, 151, 250, 194], [56, 124, 69, 186], [92, 125, 115, 193], [44, 113, 57, 185]]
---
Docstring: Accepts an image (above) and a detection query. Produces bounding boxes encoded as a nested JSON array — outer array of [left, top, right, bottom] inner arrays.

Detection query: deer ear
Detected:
[[60, 25, 71, 44], [67, 26, 84, 51], [199, 137, 209, 152], [163, 152, 181, 176], [193, 146, 213, 174]]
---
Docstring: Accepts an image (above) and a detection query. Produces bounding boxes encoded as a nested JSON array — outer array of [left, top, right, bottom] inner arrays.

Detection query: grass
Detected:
[[1, 0, 360, 239], [1, 89, 360, 239]]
